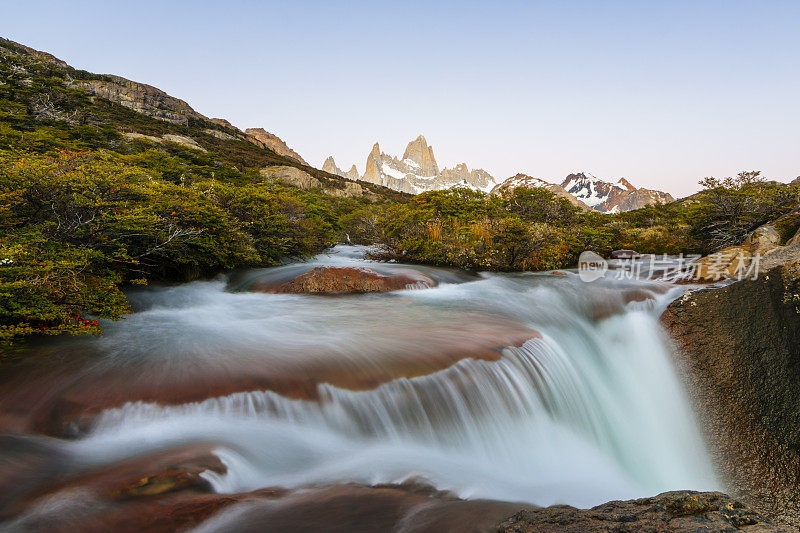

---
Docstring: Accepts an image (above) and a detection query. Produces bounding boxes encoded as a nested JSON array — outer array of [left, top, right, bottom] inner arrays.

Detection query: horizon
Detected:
[[3, 1, 799, 197]]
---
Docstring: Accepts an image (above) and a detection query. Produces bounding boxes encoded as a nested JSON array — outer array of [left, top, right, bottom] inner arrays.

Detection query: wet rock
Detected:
[[190, 482, 532, 533], [1, 312, 539, 434], [1, 444, 226, 521], [252, 266, 436, 294], [662, 259, 800, 527], [611, 249, 639, 259], [497, 491, 790, 532]]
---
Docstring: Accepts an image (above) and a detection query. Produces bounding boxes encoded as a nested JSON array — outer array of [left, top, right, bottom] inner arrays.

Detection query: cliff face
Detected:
[[245, 128, 308, 165], [662, 258, 800, 527], [78, 76, 207, 126]]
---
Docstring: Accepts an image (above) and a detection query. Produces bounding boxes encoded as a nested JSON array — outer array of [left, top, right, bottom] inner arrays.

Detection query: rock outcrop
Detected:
[[499, 491, 790, 532], [259, 166, 322, 190], [252, 266, 436, 294], [245, 128, 308, 165], [662, 258, 800, 527], [691, 224, 786, 282], [77, 76, 207, 126], [259, 166, 363, 197]]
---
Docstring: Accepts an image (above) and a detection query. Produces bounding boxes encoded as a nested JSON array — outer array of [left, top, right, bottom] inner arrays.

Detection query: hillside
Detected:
[[0, 36, 406, 201]]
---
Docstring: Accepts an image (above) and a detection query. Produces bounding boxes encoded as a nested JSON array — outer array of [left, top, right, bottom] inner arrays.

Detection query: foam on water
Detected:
[[41, 247, 720, 509]]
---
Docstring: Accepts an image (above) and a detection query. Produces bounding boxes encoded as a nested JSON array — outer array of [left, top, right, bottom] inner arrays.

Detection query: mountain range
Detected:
[[324, 139, 675, 213]]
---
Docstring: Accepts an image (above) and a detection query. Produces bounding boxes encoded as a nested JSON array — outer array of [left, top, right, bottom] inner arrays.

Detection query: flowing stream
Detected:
[[0, 246, 719, 525]]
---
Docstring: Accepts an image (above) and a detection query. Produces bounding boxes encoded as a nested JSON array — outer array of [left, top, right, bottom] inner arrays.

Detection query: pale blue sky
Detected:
[[3, 0, 799, 196]]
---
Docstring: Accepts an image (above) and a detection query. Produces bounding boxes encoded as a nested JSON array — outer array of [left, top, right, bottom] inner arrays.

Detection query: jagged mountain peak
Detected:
[[357, 135, 494, 194], [617, 177, 636, 191], [322, 156, 361, 181], [402, 135, 439, 177], [322, 156, 343, 176]]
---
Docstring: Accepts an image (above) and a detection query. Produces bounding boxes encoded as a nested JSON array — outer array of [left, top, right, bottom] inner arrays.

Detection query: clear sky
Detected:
[[3, 0, 799, 196]]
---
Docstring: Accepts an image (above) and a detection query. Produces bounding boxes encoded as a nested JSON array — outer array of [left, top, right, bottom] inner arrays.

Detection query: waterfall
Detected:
[[63, 255, 718, 508]]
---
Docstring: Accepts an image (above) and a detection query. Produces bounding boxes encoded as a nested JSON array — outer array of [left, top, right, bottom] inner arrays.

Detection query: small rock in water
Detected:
[[251, 266, 437, 294], [611, 249, 640, 259]]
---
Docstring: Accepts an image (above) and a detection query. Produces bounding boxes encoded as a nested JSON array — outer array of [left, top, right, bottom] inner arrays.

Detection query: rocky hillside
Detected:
[[0, 36, 404, 201]]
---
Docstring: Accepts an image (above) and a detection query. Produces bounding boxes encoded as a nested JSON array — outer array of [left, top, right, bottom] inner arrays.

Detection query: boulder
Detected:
[[161, 134, 206, 152], [742, 224, 781, 254], [786, 226, 800, 246], [690, 224, 787, 282], [328, 181, 364, 198], [259, 166, 321, 190], [691, 246, 752, 282], [252, 266, 436, 294], [498, 491, 790, 532]]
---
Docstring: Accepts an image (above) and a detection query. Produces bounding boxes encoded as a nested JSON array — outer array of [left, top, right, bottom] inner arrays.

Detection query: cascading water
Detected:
[[0, 245, 719, 524]]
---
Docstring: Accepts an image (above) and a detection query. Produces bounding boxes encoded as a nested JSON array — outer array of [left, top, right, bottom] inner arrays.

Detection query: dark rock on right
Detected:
[[662, 258, 800, 528]]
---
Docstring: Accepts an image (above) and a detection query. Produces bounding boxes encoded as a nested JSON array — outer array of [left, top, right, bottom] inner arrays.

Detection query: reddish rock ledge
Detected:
[[251, 266, 437, 294]]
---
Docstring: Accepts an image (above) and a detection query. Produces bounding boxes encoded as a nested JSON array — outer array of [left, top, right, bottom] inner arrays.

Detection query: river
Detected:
[[0, 246, 719, 530]]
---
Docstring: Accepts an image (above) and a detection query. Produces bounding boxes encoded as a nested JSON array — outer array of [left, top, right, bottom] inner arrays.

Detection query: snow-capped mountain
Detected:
[[322, 135, 497, 195], [560, 172, 673, 213], [491, 172, 673, 213], [491, 173, 591, 210]]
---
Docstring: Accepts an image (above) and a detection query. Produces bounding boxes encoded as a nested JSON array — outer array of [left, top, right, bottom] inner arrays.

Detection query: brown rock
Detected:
[[742, 224, 781, 254], [245, 128, 308, 165], [1, 312, 539, 434], [498, 491, 790, 532], [691, 246, 752, 282], [253, 266, 436, 294]]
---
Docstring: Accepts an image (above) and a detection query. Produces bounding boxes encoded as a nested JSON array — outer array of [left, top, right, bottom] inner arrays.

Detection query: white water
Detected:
[[49, 247, 717, 508]]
